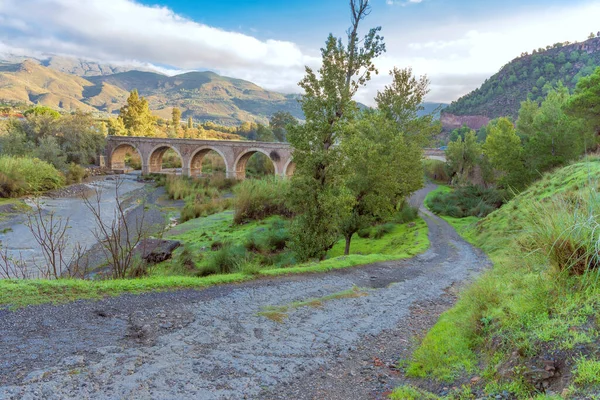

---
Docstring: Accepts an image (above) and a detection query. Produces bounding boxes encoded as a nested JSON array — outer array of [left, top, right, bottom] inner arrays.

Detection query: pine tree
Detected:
[[118, 90, 156, 137]]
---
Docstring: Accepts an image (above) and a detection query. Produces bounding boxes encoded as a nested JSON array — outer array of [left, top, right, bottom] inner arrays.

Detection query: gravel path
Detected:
[[0, 183, 490, 400]]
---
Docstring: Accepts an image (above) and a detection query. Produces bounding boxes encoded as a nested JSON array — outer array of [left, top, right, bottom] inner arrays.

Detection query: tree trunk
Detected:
[[344, 235, 352, 256]]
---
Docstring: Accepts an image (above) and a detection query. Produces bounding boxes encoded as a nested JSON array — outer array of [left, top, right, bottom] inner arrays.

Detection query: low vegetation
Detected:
[[425, 184, 505, 218], [402, 157, 600, 398], [0, 156, 65, 197]]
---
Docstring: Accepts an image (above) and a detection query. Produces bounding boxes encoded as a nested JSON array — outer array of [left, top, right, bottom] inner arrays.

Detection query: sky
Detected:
[[0, 0, 599, 105]]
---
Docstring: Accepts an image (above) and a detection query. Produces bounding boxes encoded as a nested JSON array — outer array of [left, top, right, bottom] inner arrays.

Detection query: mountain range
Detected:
[[0, 54, 448, 126], [0, 55, 304, 126]]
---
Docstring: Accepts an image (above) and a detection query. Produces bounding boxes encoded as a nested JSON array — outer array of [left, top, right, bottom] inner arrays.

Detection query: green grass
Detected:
[[0, 156, 65, 197], [402, 157, 600, 397], [574, 357, 600, 385], [389, 384, 440, 399], [328, 219, 429, 258], [258, 286, 368, 322], [1, 212, 429, 309]]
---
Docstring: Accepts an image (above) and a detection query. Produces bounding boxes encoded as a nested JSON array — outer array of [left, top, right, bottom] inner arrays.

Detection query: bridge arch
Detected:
[[109, 142, 142, 172], [188, 146, 229, 177], [148, 144, 183, 174], [234, 148, 278, 179], [283, 158, 295, 178]]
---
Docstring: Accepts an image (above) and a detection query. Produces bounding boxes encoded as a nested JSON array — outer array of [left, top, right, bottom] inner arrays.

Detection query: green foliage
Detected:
[[0, 156, 65, 197], [444, 40, 600, 119], [23, 105, 61, 119], [566, 66, 600, 135], [389, 385, 439, 400], [446, 130, 481, 184], [233, 178, 291, 224], [426, 185, 505, 218], [269, 111, 298, 142], [483, 117, 527, 189], [65, 163, 87, 184], [423, 159, 450, 183], [407, 158, 600, 395], [573, 357, 600, 385], [288, 1, 385, 261], [205, 243, 247, 274], [118, 89, 157, 136]]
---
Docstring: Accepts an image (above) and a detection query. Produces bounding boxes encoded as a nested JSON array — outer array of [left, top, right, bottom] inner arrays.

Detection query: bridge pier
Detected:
[[105, 136, 294, 180]]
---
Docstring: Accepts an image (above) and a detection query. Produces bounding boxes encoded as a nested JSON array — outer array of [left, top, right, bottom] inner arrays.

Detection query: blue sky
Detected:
[[0, 0, 598, 103]]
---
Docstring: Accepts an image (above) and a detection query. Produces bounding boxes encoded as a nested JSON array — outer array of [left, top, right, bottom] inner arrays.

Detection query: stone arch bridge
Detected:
[[105, 136, 445, 179]]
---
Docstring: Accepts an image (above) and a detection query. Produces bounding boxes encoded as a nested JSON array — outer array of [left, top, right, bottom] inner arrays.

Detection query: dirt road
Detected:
[[0, 183, 490, 399]]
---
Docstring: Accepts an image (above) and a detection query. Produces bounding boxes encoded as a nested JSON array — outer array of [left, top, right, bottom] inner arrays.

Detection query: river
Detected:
[[0, 175, 146, 279]]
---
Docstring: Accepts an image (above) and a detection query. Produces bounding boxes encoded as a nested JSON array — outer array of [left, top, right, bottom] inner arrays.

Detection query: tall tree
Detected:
[[118, 90, 156, 137], [483, 117, 526, 189], [288, 0, 385, 261], [566, 67, 600, 144], [446, 130, 480, 184], [269, 111, 298, 142], [171, 107, 182, 137]]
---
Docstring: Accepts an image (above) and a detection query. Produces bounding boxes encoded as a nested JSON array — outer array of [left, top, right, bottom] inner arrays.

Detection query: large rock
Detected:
[[134, 239, 181, 264]]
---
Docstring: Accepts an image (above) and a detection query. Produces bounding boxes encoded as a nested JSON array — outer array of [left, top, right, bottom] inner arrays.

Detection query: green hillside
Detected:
[[401, 157, 600, 398], [444, 36, 600, 119]]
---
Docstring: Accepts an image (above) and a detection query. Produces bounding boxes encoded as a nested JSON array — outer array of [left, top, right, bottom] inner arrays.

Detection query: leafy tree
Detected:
[[483, 118, 526, 189], [566, 67, 600, 139], [34, 135, 67, 170], [171, 107, 182, 137], [287, 0, 385, 261], [256, 124, 275, 142], [269, 111, 298, 142], [446, 130, 480, 184], [589, 32, 596, 40], [516, 99, 539, 142], [449, 124, 472, 142], [107, 117, 127, 136], [118, 90, 156, 137], [187, 117, 193, 129], [523, 84, 586, 172], [23, 106, 61, 120]]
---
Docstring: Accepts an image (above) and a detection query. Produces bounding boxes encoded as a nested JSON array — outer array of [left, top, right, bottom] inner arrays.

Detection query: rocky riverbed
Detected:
[[0, 184, 491, 399]]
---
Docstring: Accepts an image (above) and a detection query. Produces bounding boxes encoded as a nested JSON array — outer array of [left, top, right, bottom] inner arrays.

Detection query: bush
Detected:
[[394, 200, 419, 224], [372, 223, 395, 239], [205, 243, 247, 274], [234, 178, 292, 224], [428, 185, 505, 218], [0, 156, 65, 197], [65, 163, 87, 184], [180, 198, 232, 223]]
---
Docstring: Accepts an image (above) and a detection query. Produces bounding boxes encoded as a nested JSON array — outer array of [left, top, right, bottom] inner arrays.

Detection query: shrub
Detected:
[[0, 156, 65, 197], [65, 163, 87, 184], [357, 228, 371, 238], [428, 185, 505, 218], [205, 243, 246, 274], [180, 198, 232, 223], [234, 178, 292, 224], [372, 223, 395, 239], [394, 200, 419, 224]]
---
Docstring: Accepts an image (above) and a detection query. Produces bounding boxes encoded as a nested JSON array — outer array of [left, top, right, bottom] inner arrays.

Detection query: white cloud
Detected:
[[0, 0, 319, 93], [0, 0, 599, 107], [358, 1, 600, 104]]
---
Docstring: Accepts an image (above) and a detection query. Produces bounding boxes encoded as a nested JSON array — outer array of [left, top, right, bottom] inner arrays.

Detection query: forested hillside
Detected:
[[444, 35, 600, 119]]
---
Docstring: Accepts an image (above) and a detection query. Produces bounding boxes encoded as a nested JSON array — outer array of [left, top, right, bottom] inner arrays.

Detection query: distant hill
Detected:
[[87, 70, 304, 125], [0, 60, 129, 113], [419, 102, 447, 118], [0, 59, 304, 125], [443, 36, 600, 123]]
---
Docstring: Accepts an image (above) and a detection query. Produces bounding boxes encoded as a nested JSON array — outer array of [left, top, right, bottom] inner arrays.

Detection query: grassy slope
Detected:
[[394, 158, 600, 399], [0, 212, 429, 309]]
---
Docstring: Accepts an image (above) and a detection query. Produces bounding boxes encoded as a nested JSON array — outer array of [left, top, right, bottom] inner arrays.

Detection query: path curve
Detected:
[[0, 183, 490, 399]]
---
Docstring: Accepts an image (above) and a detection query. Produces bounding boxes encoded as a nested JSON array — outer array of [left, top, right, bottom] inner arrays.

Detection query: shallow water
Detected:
[[0, 176, 145, 278]]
